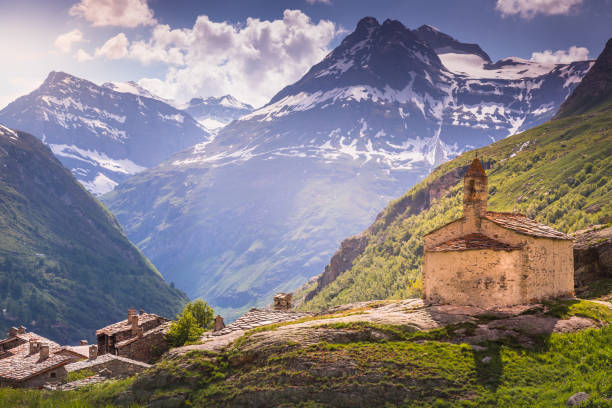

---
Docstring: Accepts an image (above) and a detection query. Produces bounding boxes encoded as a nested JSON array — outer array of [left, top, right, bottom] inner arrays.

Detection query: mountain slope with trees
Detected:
[[0, 125, 187, 343]]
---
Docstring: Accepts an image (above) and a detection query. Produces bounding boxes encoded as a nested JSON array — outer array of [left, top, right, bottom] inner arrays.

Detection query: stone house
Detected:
[[96, 308, 170, 363], [64, 352, 151, 380], [273, 293, 293, 310], [422, 158, 574, 308], [0, 327, 80, 388]]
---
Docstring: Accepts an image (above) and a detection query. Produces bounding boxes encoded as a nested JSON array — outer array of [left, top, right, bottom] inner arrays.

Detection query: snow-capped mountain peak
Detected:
[[181, 94, 254, 131], [0, 71, 208, 195]]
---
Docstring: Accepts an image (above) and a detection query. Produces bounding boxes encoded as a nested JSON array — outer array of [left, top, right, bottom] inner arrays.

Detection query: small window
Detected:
[[49, 372, 56, 378]]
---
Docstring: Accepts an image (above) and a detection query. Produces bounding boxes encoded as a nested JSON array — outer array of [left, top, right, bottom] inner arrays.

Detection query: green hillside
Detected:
[[0, 126, 187, 343], [298, 97, 612, 310]]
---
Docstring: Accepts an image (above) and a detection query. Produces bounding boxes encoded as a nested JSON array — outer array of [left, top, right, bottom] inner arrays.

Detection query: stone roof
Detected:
[[427, 233, 523, 252], [96, 313, 169, 336], [0, 332, 74, 382], [485, 212, 571, 240], [64, 345, 90, 358], [203, 308, 312, 339], [65, 353, 150, 373], [465, 158, 486, 177], [115, 321, 170, 349]]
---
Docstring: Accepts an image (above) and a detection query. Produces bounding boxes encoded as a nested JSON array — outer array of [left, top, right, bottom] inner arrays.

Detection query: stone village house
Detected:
[[422, 158, 574, 308], [0, 308, 168, 389], [96, 308, 170, 363]]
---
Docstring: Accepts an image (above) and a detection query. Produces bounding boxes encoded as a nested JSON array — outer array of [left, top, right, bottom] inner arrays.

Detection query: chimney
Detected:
[[139, 309, 144, 315], [463, 157, 488, 230], [39, 343, 49, 360], [273, 293, 293, 311], [80, 340, 88, 346], [213, 315, 225, 332], [8, 327, 18, 338], [127, 308, 137, 324], [131, 314, 140, 335], [88, 345, 98, 360], [17, 326, 26, 334], [29, 339, 39, 355]]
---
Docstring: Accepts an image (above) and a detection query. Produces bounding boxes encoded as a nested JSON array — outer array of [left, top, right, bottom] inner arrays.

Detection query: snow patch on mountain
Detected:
[[439, 54, 555, 79], [50, 144, 147, 175], [81, 173, 119, 195], [0, 124, 18, 140]]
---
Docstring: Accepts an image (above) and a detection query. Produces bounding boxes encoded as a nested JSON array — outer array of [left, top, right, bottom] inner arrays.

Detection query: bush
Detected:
[[165, 300, 215, 347]]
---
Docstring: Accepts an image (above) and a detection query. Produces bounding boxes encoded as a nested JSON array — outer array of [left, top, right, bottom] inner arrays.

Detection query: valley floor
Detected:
[[1, 280, 611, 408]]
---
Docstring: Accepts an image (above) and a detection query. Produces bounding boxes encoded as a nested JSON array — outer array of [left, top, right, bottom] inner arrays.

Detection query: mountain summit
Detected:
[[104, 17, 594, 319], [0, 72, 208, 195]]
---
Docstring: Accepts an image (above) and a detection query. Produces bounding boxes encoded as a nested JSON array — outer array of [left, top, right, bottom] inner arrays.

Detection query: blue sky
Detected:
[[0, 0, 610, 108]]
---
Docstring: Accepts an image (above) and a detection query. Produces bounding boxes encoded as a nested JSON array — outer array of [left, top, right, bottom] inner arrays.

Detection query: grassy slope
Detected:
[[298, 98, 612, 310], [0, 130, 187, 343], [4, 298, 610, 407]]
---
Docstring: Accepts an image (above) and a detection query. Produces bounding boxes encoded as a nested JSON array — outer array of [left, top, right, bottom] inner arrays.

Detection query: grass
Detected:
[[0, 377, 138, 408], [1, 299, 610, 407]]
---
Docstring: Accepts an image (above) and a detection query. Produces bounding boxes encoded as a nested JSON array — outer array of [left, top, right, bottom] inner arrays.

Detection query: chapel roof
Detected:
[[426, 233, 523, 252], [484, 211, 571, 240], [465, 157, 486, 177]]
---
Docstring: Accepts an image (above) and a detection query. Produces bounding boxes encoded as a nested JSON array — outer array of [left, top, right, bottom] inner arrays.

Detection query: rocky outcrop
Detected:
[[572, 225, 612, 286], [555, 37, 612, 118]]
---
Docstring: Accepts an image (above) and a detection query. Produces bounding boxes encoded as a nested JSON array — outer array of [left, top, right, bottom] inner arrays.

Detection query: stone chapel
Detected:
[[422, 158, 574, 308]]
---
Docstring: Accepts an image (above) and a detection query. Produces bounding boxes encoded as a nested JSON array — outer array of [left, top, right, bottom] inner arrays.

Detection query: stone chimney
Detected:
[[88, 344, 98, 360], [80, 340, 88, 346], [463, 157, 488, 230], [39, 343, 49, 360], [127, 308, 137, 324], [29, 339, 39, 355], [17, 326, 26, 334], [131, 314, 143, 337], [8, 327, 18, 338], [213, 315, 225, 332], [273, 293, 293, 311]]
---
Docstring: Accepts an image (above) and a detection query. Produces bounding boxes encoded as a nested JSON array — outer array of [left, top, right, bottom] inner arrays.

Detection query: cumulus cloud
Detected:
[[94, 33, 129, 59], [530, 46, 589, 64], [496, 0, 584, 18], [54, 29, 85, 53], [69, 0, 156, 27], [129, 10, 341, 107], [75, 48, 94, 62]]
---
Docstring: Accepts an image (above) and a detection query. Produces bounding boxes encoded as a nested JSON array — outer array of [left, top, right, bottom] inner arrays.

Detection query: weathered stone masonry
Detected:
[[422, 158, 574, 308]]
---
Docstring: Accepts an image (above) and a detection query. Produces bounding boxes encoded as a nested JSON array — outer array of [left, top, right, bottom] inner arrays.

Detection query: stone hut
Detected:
[[273, 293, 293, 310], [422, 158, 574, 308], [0, 327, 80, 388], [96, 309, 170, 363]]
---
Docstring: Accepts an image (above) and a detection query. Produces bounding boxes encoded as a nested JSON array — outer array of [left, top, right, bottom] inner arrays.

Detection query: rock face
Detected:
[[572, 225, 612, 286], [103, 17, 593, 319], [0, 72, 208, 194], [555, 37, 612, 118]]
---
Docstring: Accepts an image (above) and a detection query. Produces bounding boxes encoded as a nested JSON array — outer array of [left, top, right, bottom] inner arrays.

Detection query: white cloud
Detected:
[[530, 46, 590, 64], [54, 29, 85, 53], [75, 48, 94, 62], [130, 10, 341, 107], [69, 0, 156, 27], [94, 33, 129, 59], [496, 0, 584, 18], [306, 0, 332, 4]]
